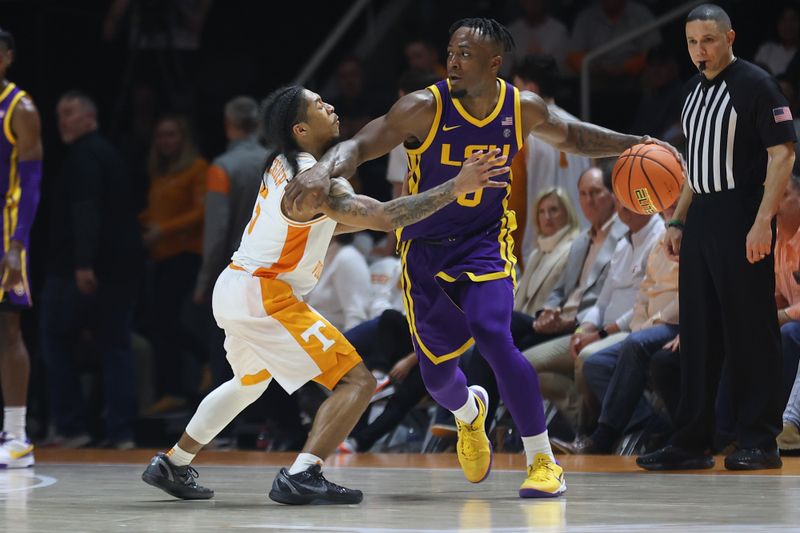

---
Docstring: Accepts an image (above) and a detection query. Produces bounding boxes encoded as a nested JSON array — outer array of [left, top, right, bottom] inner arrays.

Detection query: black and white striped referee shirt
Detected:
[[680, 58, 796, 194]]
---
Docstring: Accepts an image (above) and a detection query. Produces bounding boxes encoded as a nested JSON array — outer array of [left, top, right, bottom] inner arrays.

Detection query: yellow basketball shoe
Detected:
[[455, 385, 492, 483], [519, 453, 566, 498]]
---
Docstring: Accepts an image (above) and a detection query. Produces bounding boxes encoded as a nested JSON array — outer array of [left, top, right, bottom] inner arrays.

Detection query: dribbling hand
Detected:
[[664, 226, 682, 263]]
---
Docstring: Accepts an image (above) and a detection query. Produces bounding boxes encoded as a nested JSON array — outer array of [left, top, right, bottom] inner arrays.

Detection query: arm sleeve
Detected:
[[10, 160, 42, 247], [69, 152, 103, 269], [332, 247, 371, 331], [196, 164, 231, 291], [754, 76, 798, 148]]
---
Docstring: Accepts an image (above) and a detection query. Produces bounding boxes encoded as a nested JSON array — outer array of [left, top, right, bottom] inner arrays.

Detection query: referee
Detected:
[[638, 4, 796, 470]]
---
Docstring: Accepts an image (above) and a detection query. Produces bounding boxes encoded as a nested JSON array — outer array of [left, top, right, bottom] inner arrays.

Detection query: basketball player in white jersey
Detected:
[[142, 85, 509, 505]]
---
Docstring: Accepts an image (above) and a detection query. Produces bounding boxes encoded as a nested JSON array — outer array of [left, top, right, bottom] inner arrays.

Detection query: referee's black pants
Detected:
[[670, 187, 783, 452]]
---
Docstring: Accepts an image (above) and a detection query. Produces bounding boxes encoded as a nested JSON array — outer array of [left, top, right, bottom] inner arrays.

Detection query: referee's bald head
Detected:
[[687, 4, 732, 33]]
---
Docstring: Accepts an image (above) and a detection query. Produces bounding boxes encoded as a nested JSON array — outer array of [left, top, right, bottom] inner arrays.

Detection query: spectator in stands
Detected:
[[775, 175, 800, 454], [306, 234, 371, 332], [515, 188, 580, 316], [510, 55, 591, 258], [567, 0, 661, 131], [504, 0, 569, 74], [754, 5, 799, 76], [41, 91, 142, 448], [140, 114, 207, 415], [404, 38, 446, 78], [192, 96, 266, 439], [555, 206, 679, 454], [339, 264, 420, 454], [630, 46, 684, 146], [523, 201, 664, 433]]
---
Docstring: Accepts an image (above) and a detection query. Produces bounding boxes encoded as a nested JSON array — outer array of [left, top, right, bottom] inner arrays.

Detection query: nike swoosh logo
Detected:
[[442, 124, 461, 131], [9, 445, 33, 459]]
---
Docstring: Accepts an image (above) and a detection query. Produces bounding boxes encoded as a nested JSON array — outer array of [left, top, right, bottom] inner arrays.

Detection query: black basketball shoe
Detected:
[[141, 452, 214, 500], [268, 464, 363, 505]]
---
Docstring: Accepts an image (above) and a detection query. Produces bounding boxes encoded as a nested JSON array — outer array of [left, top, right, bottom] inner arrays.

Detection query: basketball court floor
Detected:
[[2, 450, 799, 532]]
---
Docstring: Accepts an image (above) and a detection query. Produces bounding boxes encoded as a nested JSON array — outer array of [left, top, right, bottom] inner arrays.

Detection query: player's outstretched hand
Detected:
[[452, 149, 510, 196], [286, 164, 332, 213]]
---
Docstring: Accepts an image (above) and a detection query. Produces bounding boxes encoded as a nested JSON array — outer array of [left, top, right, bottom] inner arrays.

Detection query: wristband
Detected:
[[598, 327, 609, 339], [667, 219, 685, 231]]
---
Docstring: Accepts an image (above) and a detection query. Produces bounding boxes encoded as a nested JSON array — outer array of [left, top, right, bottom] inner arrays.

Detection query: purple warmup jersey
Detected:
[[398, 79, 524, 363], [399, 78, 523, 241], [0, 82, 33, 308]]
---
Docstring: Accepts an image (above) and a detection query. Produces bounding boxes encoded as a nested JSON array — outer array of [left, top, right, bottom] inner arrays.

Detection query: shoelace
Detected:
[[178, 465, 201, 485], [456, 420, 483, 461], [529, 458, 558, 482]]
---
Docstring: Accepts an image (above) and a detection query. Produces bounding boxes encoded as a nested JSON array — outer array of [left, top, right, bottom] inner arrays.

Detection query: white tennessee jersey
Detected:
[[231, 153, 336, 296]]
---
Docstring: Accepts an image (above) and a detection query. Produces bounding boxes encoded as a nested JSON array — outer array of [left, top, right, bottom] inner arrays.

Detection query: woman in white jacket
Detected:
[[515, 187, 580, 316]]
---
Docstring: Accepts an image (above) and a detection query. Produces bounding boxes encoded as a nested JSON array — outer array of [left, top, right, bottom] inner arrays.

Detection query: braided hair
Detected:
[[448, 18, 515, 54], [260, 85, 308, 181]]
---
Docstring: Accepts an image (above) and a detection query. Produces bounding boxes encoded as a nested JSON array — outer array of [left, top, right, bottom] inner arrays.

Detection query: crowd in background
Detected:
[[4, 0, 800, 455]]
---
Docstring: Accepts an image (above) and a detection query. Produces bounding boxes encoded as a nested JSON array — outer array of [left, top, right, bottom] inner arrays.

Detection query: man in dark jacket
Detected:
[[41, 91, 142, 448]]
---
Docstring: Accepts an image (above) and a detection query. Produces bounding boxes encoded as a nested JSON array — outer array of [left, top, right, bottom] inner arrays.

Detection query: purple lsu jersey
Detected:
[[398, 79, 524, 363], [398, 78, 524, 241], [0, 82, 33, 308]]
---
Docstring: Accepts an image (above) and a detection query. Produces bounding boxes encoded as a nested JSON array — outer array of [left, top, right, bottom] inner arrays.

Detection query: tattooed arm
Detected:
[[519, 90, 645, 157], [311, 150, 510, 232]]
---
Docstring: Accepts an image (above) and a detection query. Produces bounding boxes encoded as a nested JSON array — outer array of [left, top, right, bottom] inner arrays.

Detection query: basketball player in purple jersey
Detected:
[[288, 18, 680, 497], [0, 28, 42, 468]]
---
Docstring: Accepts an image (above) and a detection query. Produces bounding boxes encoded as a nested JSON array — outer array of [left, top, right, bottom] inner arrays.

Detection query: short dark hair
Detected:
[[0, 28, 14, 51], [449, 18, 515, 54], [397, 70, 440, 94], [59, 90, 98, 116], [686, 3, 732, 32], [510, 54, 558, 99]]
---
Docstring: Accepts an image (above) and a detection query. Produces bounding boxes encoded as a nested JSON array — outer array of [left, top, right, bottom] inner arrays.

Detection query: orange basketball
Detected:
[[612, 144, 684, 215]]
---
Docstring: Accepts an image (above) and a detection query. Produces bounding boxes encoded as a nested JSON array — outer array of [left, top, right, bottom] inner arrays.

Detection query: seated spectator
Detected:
[[41, 91, 142, 448], [464, 168, 623, 430], [522, 201, 664, 433], [510, 55, 591, 258], [515, 188, 580, 316], [774, 175, 800, 453], [754, 5, 799, 76], [554, 206, 679, 454], [306, 234, 371, 332], [140, 114, 207, 415], [339, 254, 422, 453], [504, 0, 569, 75]]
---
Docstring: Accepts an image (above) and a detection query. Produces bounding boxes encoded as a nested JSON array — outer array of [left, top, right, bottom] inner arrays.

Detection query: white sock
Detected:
[[451, 390, 479, 425], [289, 452, 323, 475], [3, 407, 26, 441], [166, 444, 195, 467], [522, 431, 555, 464]]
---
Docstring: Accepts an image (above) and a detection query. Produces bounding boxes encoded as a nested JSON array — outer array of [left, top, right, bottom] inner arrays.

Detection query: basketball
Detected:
[[612, 144, 684, 215]]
